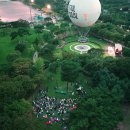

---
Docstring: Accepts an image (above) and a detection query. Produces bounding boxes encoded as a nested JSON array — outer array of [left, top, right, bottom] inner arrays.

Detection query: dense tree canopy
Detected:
[[68, 85, 123, 130], [0, 0, 130, 130]]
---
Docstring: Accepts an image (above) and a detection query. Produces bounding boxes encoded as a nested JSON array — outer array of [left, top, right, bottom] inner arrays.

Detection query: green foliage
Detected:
[[124, 33, 130, 47], [123, 47, 130, 57], [61, 59, 81, 83], [12, 58, 32, 75], [10, 20, 29, 28], [83, 57, 103, 76], [10, 31, 18, 40], [88, 48, 103, 57], [42, 30, 54, 43], [105, 58, 130, 79], [68, 85, 123, 130], [34, 57, 44, 73], [15, 42, 26, 52], [0, 1, 130, 130], [90, 23, 125, 42], [10, 28, 30, 40], [48, 61, 59, 74], [7, 51, 21, 62], [4, 99, 31, 119], [52, 38, 60, 45], [39, 43, 55, 60], [92, 68, 119, 88], [34, 25, 44, 33]]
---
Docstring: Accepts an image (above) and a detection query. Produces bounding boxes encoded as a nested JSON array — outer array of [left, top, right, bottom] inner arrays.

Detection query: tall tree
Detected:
[[68, 85, 124, 130], [61, 60, 81, 89], [12, 58, 32, 75]]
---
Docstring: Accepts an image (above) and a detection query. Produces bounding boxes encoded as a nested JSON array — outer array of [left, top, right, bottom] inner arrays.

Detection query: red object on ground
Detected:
[[70, 105, 78, 110], [44, 121, 52, 125], [43, 115, 48, 118]]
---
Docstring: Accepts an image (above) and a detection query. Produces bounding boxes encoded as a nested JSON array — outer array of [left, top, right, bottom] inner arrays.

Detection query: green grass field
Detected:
[[0, 36, 15, 64], [63, 36, 108, 55], [0, 29, 38, 64], [43, 68, 75, 99], [89, 37, 108, 48], [64, 41, 102, 54]]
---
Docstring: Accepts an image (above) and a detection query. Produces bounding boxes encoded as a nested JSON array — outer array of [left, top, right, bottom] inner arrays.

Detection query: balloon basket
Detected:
[[78, 36, 88, 43]]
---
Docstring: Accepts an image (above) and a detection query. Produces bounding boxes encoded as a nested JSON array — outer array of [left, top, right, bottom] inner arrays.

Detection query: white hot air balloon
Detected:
[[68, 0, 101, 27]]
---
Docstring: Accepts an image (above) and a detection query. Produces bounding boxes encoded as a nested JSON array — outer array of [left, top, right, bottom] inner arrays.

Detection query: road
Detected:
[[0, 1, 42, 22]]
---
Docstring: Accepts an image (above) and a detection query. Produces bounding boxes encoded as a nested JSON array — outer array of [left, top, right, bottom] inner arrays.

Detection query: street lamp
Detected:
[[31, 0, 34, 2], [46, 4, 51, 10], [30, 0, 34, 22]]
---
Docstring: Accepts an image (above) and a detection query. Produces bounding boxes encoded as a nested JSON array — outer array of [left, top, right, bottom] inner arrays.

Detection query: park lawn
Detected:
[[64, 35, 108, 48], [89, 36, 108, 48], [0, 29, 38, 64], [0, 36, 15, 64], [64, 35, 79, 43], [63, 35, 108, 53], [44, 68, 75, 99], [39, 123, 61, 130], [63, 42, 101, 55], [31, 117, 61, 130]]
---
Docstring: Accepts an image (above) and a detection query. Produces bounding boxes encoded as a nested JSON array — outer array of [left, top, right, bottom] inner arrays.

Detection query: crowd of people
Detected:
[[32, 89, 78, 129]]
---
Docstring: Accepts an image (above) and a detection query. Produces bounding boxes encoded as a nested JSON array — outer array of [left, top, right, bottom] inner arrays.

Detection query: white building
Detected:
[[115, 44, 122, 55]]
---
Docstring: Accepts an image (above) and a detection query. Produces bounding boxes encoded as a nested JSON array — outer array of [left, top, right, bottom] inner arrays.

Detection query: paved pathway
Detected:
[[0, 1, 41, 22]]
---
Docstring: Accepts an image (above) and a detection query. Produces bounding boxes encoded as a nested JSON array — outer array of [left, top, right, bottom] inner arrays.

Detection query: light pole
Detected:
[[46, 4, 51, 10], [46, 4, 52, 13], [30, 0, 34, 22]]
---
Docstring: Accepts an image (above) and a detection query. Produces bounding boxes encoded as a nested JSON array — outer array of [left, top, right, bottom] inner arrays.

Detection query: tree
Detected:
[[52, 38, 60, 45], [92, 68, 119, 89], [83, 57, 103, 76], [33, 57, 44, 74], [12, 58, 32, 75], [113, 58, 130, 79], [123, 47, 130, 57], [10, 31, 18, 40], [48, 61, 59, 86], [13, 115, 40, 130], [33, 73, 44, 86], [0, 99, 35, 130], [68, 85, 124, 130], [34, 25, 44, 33], [44, 17, 52, 23], [7, 51, 21, 62], [48, 25, 60, 33], [88, 48, 103, 57], [10, 28, 30, 40], [11, 20, 29, 28], [124, 33, 130, 47], [61, 60, 81, 89], [60, 22, 70, 29], [13, 75, 34, 97], [0, 81, 19, 105], [4, 99, 31, 119], [53, 0, 69, 20], [15, 42, 26, 53], [17, 27, 30, 37], [39, 44, 55, 60], [42, 30, 54, 43]]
